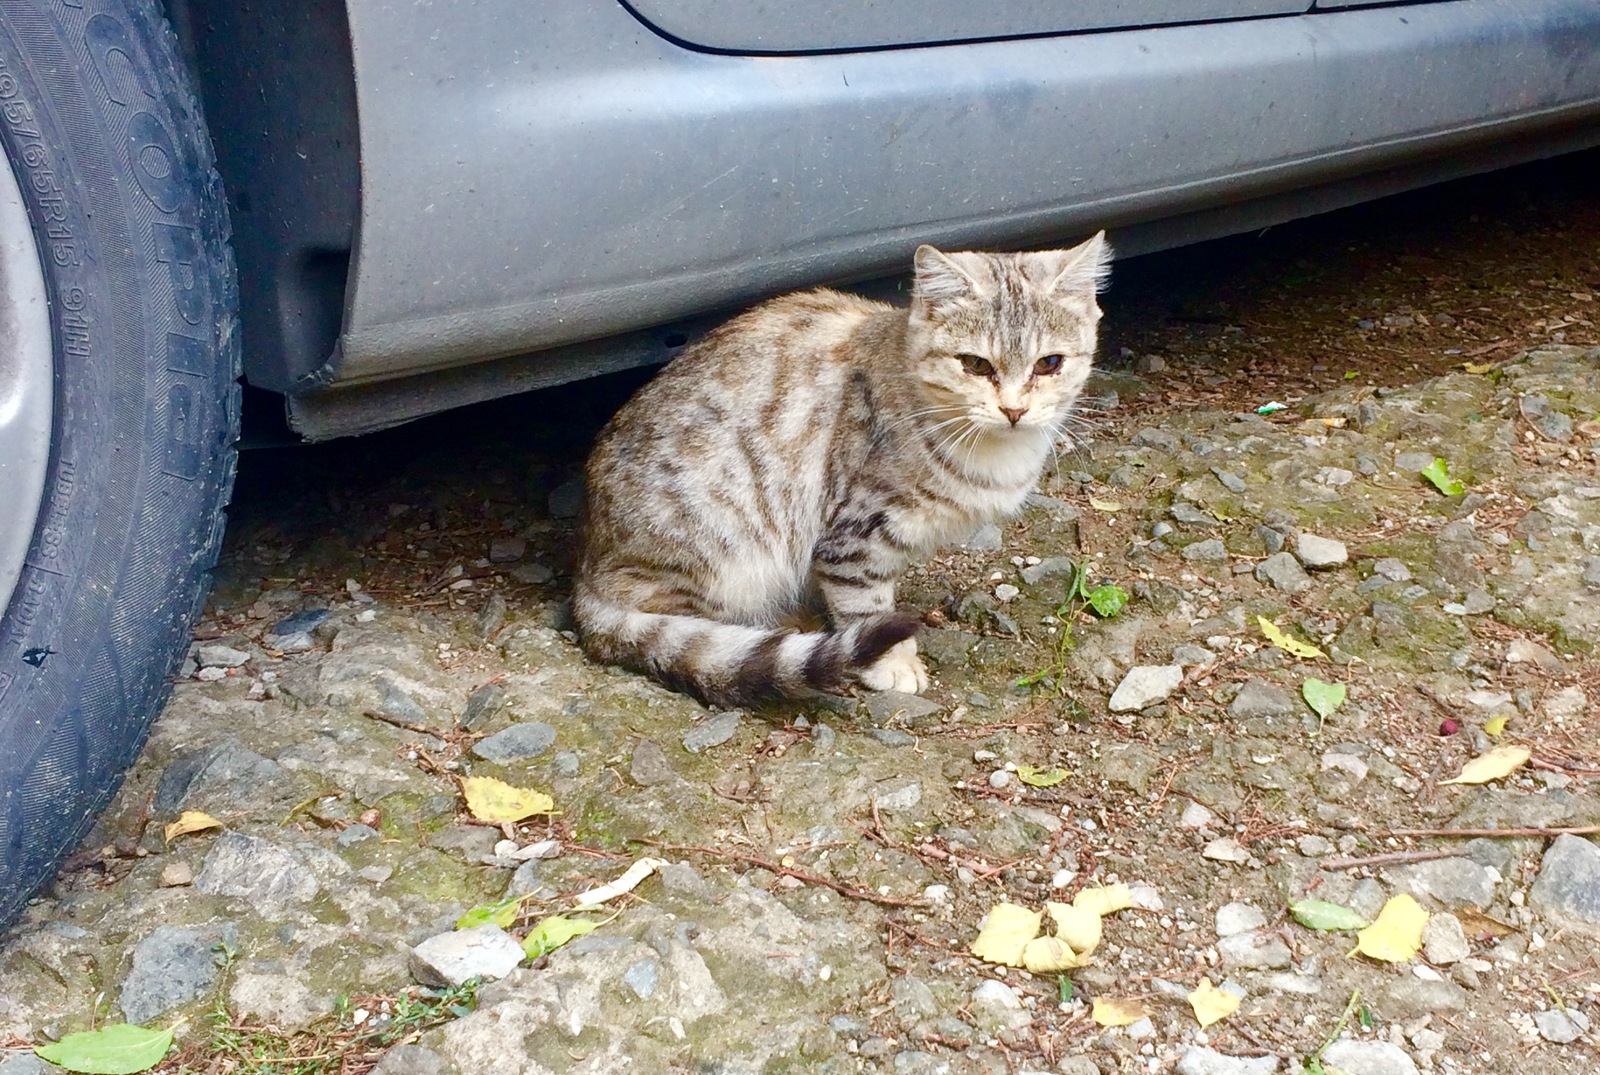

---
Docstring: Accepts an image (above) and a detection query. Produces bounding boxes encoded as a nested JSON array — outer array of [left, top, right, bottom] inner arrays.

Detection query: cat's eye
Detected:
[[958, 354, 995, 378], [1034, 354, 1065, 375]]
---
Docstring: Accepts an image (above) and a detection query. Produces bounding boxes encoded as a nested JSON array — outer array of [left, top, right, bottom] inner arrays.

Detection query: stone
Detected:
[[119, 924, 230, 1024], [1381, 977, 1466, 1018], [1505, 638, 1561, 670], [1529, 833, 1600, 936], [969, 979, 1026, 1029], [0, 1058, 58, 1075], [1297, 834, 1333, 856], [509, 562, 554, 585], [623, 957, 661, 1000], [1183, 538, 1230, 561], [874, 782, 923, 813], [159, 861, 195, 887], [1294, 533, 1348, 568], [269, 609, 328, 637], [1180, 801, 1218, 829], [1215, 902, 1267, 937], [1421, 913, 1471, 965], [154, 739, 287, 815], [462, 681, 507, 729], [893, 1050, 951, 1074], [409, 925, 525, 987], [1254, 552, 1311, 593], [868, 728, 914, 746], [1217, 931, 1292, 969], [1543, 685, 1588, 722], [1534, 1008, 1590, 1043], [1176, 1048, 1281, 1075], [488, 536, 526, 563], [470, 721, 556, 762], [229, 971, 328, 1030], [863, 690, 942, 724], [195, 833, 319, 917], [1203, 838, 1252, 865], [370, 1045, 449, 1075], [682, 711, 740, 753], [197, 643, 250, 668], [1019, 556, 1076, 586], [1212, 468, 1248, 493], [336, 822, 379, 848], [1385, 857, 1497, 909], [1108, 665, 1183, 712], [964, 522, 1005, 551], [630, 738, 676, 786], [548, 479, 584, 518], [891, 976, 939, 1022], [1229, 679, 1298, 720], [1171, 503, 1216, 526], [1319, 1040, 1419, 1075], [1372, 558, 1412, 582]]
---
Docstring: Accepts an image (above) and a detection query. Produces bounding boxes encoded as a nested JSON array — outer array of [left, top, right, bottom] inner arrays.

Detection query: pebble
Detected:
[[1217, 930, 1292, 969], [1386, 857, 1497, 910], [1212, 468, 1248, 493], [1203, 838, 1252, 865], [1529, 833, 1600, 936], [462, 681, 507, 729], [370, 1045, 449, 1075], [195, 832, 319, 917], [196, 643, 250, 668], [963, 523, 1004, 551], [547, 479, 584, 518], [1215, 902, 1267, 937], [1534, 1007, 1591, 1043], [868, 728, 915, 747], [1294, 533, 1348, 568], [873, 782, 923, 813], [488, 536, 526, 563], [1183, 538, 1230, 561], [336, 823, 379, 848], [1421, 913, 1471, 965], [1019, 556, 1076, 586], [682, 710, 740, 753], [1382, 977, 1467, 1017], [864, 690, 942, 724], [1171, 503, 1216, 526], [119, 924, 232, 1023], [408, 925, 525, 987], [471, 721, 557, 762], [993, 583, 1020, 602], [988, 769, 1014, 789], [1108, 665, 1184, 712], [1229, 679, 1298, 720], [1296, 834, 1333, 856], [630, 739, 676, 786], [1179, 801, 1218, 829], [1373, 557, 1412, 582], [1255, 552, 1311, 593], [1176, 1048, 1281, 1075], [1319, 1039, 1420, 1075]]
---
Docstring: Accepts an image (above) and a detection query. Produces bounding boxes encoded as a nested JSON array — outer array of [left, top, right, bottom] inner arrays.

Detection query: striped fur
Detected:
[[575, 234, 1111, 707]]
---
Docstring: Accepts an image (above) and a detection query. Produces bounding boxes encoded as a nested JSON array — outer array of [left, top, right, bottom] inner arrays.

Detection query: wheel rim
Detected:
[[0, 145, 53, 618]]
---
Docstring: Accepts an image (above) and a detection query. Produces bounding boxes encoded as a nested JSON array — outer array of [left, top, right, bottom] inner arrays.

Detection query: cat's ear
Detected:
[[1043, 230, 1113, 295], [913, 245, 984, 305]]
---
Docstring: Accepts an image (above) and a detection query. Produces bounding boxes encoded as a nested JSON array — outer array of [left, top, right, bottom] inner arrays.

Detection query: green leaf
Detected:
[[1420, 457, 1465, 496], [1301, 678, 1347, 721], [456, 895, 523, 930], [1057, 975, 1074, 1004], [1290, 899, 1370, 932], [1343, 370, 1359, 380], [1084, 584, 1128, 618], [35, 1025, 174, 1074], [1016, 765, 1069, 788], [521, 914, 597, 959]]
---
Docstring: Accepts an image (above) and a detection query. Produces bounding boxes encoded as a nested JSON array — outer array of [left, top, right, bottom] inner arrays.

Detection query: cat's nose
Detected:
[[1000, 405, 1028, 425]]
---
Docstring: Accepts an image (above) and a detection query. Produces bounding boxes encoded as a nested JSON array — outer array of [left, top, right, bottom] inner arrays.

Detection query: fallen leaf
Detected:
[[1016, 765, 1068, 788], [1291, 899, 1369, 932], [456, 895, 524, 930], [1258, 617, 1326, 660], [1439, 744, 1532, 785], [1088, 497, 1122, 512], [461, 776, 555, 824], [163, 810, 222, 843], [1302, 678, 1346, 721], [1420, 457, 1465, 497], [1084, 583, 1128, 618], [970, 903, 1042, 967], [1483, 715, 1510, 737], [35, 1024, 174, 1074], [1091, 997, 1147, 1027], [1072, 883, 1134, 917], [1454, 908, 1517, 940], [1187, 977, 1240, 1028], [571, 857, 665, 906], [1046, 901, 1103, 955], [521, 914, 597, 959], [1351, 894, 1429, 962], [1458, 361, 1498, 374], [1022, 935, 1089, 973]]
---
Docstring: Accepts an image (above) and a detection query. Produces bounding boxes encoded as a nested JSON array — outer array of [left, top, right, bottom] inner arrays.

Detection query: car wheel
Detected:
[[0, 0, 238, 927]]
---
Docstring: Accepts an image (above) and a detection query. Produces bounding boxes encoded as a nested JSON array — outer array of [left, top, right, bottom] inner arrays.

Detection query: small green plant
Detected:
[[1301, 988, 1361, 1075], [1014, 562, 1129, 691]]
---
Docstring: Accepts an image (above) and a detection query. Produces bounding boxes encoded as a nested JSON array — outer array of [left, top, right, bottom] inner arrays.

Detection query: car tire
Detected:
[[0, 0, 238, 927]]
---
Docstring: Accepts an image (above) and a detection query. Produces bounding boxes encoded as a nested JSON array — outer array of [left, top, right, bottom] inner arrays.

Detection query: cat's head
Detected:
[[907, 232, 1110, 434]]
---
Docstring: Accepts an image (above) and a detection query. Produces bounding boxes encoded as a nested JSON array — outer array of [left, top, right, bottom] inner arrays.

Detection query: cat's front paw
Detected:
[[858, 639, 930, 695]]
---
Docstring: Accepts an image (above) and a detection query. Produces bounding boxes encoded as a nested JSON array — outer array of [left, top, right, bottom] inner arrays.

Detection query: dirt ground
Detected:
[[2, 151, 1599, 1075]]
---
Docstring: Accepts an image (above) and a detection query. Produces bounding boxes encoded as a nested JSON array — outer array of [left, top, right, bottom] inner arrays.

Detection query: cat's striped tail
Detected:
[[572, 591, 919, 708]]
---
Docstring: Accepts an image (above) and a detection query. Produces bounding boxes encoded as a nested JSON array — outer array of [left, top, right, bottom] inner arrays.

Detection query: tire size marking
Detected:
[[0, 63, 77, 268]]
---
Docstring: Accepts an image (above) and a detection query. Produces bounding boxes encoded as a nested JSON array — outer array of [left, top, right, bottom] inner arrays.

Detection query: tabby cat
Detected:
[[574, 233, 1111, 707]]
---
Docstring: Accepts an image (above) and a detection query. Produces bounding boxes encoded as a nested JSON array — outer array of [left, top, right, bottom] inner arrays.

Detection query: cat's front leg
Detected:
[[812, 519, 930, 695]]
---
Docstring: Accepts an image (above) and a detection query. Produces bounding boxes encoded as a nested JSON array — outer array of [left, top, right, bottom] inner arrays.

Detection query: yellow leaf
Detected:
[[1072, 884, 1134, 918], [1257, 616, 1326, 660], [970, 903, 1041, 968], [1350, 894, 1429, 962], [1022, 935, 1090, 973], [1046, 902, 1103, 955], [164, 810, 222, 843], [1484, 715, 1509, 737], [1089, 497, 1123, 512], [461, 776, 556, 824], [1092, 997, 1147, 1027], [1187, 976, 1240, 1028], [1439, 744, 1531, 786], [1458, 361, 1497, 374]]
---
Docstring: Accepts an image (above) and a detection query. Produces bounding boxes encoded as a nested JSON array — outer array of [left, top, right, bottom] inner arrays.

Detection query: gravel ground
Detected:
[[3, 156, 1599, 1075]]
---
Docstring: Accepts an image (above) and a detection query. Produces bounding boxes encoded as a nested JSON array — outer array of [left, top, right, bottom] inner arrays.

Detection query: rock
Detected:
[[1294, 533, 1348, 568], [475, 593, 508, 639], [119, 924, 230, 1024], [154, 739, 287, 815], [1176, 1047, 1281, 1075], [1183, 538, 1230, 561], [1171, 503, 1216, 526], [1505, 638, 1562, 670], [503, 860, 546, 899], [1215, 902, 1267, 937], [1171, 643, 1217, 666], [1385, 857, 1497, 909], [1180, 801, 1219, 829], [969, 980, 1027, 1029], [488, 536, 526, 563], [470, 721, 556, 761], [0, 1057, 59, 1075], [622, 958, 660, 1000], [1373, 558, 1412, 582], [1297, 834, 1333, 857], [1057, 1061, 1101, 1075], [1217, 931, 1292, 969], [963, 522, 1005, 551], [1254, 552, 1311, 593], [159, 861, 194, 887], [868, 728, 914, 746], [891, 976, 939, 1022], [370, 1045, 449, 1075], [1228, 679, 1297, 720], [1381, 977, 1466, 1018], [509, 562, 554, 585], [195, 833, 319, 917], [1543, 685, 1588, 722], [269, 608, 328, 637], [1421, 913, 1471, 965], [548, 479, 584, 518], [462, 681, 507, 729], [429, 824, 500, 862], [682, 711, 740, 753], [1203, 838, 1252, 865], [1529, 833, 1600, 936], [863, 690, 942, 724], [377, 677, 430, 724], [409, 925, 525, 987], [1534, 1008, 1590, 1044], [229, 971, 328, 1030], [1319, 1039, 1419, 1075], [197, 643, 250, 668], [1108, 665, 1183, 712], [630, 738, 676, 786], [1019, 556, 1076, 586], [336, 823, 379, 848], [893, 1050, 951, 1074], [874, 782, 923, 813], [994, 583, 1020, 602], [1212, 468, 1248, 493]]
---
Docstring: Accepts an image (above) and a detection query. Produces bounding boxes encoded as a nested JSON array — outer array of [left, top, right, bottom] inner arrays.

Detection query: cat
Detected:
[[574, 232, 1111, 707]]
